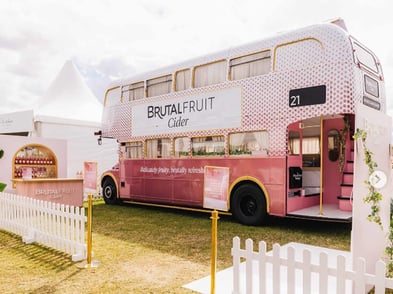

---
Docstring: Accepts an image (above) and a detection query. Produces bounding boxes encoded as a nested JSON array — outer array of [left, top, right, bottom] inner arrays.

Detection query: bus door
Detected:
[[287, 115, 349, 219], [287, 121, 306, 213]]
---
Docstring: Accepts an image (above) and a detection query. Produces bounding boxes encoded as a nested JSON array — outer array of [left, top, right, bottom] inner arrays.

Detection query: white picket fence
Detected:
[[0, 192, 87, 261], [232, 237, 393, 294]]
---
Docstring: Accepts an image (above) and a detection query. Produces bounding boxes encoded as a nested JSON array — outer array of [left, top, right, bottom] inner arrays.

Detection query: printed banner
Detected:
[[83, 161, 98, 192], [0, 110, 34, 133], [132, 87, 241, 136], [203, 166, 229, 211]]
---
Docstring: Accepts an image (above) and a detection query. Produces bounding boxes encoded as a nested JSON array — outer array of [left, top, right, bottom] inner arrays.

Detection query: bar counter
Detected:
[[13, 178, 84, 207]]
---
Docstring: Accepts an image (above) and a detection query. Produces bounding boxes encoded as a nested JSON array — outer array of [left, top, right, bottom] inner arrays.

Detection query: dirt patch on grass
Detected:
[[0, 230, 207, 293]]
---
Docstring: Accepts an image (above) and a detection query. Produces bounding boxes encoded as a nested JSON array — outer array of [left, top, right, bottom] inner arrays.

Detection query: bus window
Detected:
[[146, 138, 171, 158], [125, 141, 143, 159], [229, 131, 269, 156], [191, 136, 225, 157], [352, 41, 379, 74], [174, 137, 190, 158], [147, 74, 172, 97], [194, 60, 227, 88], [288, 131, 300, 155], [364, 75, 379, 98], [274, 38, 324, 71], [230, 50, 271, 80], [302, 137, 320, 167], [104, 87, 121, 106], [122, 82, 144, 101], [303, 137, 320, 154], [328, 129, 340, 162], [175, 69, 191, 91]]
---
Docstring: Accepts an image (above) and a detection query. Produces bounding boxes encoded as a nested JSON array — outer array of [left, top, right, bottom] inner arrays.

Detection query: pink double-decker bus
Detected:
[[96, 19, 391, 225]]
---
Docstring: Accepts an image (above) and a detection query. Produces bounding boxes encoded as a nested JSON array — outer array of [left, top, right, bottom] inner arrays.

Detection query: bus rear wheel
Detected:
[[231, 183, 267, 225], [102, 178, 119, 205]]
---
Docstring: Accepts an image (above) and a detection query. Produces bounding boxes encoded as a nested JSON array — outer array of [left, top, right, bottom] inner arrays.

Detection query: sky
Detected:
[[1, 0, 393, 115]]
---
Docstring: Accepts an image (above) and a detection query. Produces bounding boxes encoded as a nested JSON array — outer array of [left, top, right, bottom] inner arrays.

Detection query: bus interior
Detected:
[[286, 114, 354, 222]]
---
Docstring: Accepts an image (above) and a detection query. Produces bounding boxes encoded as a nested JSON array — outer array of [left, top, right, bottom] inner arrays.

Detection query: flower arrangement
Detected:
[[338, 115, 350, 174], [354, 129, 393, 277], [353, 129, 383, 227]]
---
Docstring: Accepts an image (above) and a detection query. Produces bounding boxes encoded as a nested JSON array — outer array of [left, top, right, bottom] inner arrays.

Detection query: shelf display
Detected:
[[12, 144, 58, 187]]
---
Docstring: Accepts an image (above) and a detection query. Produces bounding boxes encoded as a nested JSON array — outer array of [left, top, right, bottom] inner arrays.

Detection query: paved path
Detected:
[[183, 242, 351, 294]]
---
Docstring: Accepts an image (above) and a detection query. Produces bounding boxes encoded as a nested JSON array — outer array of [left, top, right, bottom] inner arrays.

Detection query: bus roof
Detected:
[[109, 20, 350, 89]]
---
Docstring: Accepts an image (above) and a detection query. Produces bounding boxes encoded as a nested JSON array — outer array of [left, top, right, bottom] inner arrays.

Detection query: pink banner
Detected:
[[203, 166, 229, 211], [83, 161, 97, 192]]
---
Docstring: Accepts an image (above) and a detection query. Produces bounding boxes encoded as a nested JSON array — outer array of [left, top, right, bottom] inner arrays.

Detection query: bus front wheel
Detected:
[[102, 178, 119, 205], [231, 183, 267, 225]]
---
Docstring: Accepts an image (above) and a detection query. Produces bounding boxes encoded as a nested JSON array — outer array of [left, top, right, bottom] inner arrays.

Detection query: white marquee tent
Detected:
[[32, 60, 118, 184], [0, 60, 118, 193], [34, 60, 103, 122]]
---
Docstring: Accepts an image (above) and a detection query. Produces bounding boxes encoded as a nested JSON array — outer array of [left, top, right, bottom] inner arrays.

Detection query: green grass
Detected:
[[0, 200, 351, 293]]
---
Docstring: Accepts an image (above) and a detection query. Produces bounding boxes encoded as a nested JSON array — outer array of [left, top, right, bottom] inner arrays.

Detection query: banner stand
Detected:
[[203, 166, 229, 294], [77, 194, 100, 269], [210, 210, 219, 294]]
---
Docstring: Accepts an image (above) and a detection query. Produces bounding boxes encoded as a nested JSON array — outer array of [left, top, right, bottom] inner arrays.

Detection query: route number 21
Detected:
[[288, 85, 326, 108], [290, 95, 300, 107]]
